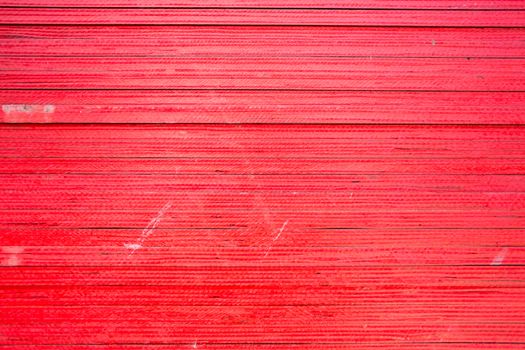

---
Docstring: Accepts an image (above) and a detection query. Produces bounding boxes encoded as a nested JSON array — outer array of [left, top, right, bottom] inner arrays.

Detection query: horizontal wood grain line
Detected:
[[1, 193, 522, 213], [1, 1, 525, 10], [1, 245, 523, 266], [2, 285, 523, 306], [0, 324, 523, 344], [2, 27, 524, 59], [1, 158, 524, 175], [1, 346, 525, 350], [0, 127, 522, 159], [1, 210, 522, 229], [1, 173, 522, 191], [1, 57, 522, 91], [3, 227, 522, 247], [1, 304, 524, 321], [1, 8, 525, 26], [1, 265, 523, 286], [2, 1, 525, 10], [1, 90, 524, 124]]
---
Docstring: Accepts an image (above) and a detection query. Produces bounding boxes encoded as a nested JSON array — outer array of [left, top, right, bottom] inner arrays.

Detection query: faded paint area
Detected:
[[2, 246, 24, 266]]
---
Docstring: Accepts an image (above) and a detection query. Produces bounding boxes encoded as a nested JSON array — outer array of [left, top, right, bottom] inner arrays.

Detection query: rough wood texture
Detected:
[[0, 1, 524, 349], [2, 8, 525, 26], [4, 27, 524, 58], [2, 91, 524, 124], [1, 1, 524, 8], [2, 57, 524, 90]]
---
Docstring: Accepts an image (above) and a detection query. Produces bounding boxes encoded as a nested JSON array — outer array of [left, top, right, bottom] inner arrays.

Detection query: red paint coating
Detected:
[[2, 8, 525, 26], [1, 91, 524, 124], [3, 26, 524, 58], [0, 1, 524, 349], [1, 0, 523, 9], [2, 57, 524, 90]]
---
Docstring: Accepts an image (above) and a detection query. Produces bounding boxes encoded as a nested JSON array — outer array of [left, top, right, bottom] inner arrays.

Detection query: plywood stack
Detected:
[[0, 1, 524, 348]]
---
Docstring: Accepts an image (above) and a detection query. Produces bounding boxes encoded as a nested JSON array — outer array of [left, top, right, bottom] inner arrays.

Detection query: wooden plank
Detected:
[[0, 305, 523, 343], [1, 0, 523, 9], [1, 57, 523, 90], [2, 245, 524, 266], [1, 320, 523, 344], [2, 157, 525, 174], [1, 346, 524, 350], [1, 266, 522, 286], [2, 173, 523, 192], [3, 27, 524, 59], [2, 208, 521, 229], [3, 285, 524, 306], [3, 305, 524, 325], [2, 228, 522, 247], [1, 90, 523, 124], [1, 8, 524, 27], [0, 125, 522, 158]]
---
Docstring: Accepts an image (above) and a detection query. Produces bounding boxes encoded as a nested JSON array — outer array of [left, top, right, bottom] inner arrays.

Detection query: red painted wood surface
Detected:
[[3, 8, 525, 26], [3, 57, 525, 90], [1, 0, 523, 9], [0, 1, 524, 349], [3, 26, 524, 58]]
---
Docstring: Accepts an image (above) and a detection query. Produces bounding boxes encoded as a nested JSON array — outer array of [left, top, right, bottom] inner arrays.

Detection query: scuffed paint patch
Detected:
[[2, 104, 55, 122], [2, 246, 24, 266]]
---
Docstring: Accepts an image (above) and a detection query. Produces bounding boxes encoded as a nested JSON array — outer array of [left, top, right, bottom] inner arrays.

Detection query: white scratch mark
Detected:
[[264, 220, 288, 258], [140, 201, 172, 238], [431, 39, 436, 46], [273, 220, 288, 242], [491, 247, 508, 266], [192, 341, 198, 348], [125, 201, 172, 256]]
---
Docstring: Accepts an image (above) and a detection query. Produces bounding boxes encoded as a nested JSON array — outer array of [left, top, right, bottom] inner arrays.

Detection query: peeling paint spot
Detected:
[[2, 104, 55, 122], [2, 104, 35, 114]]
